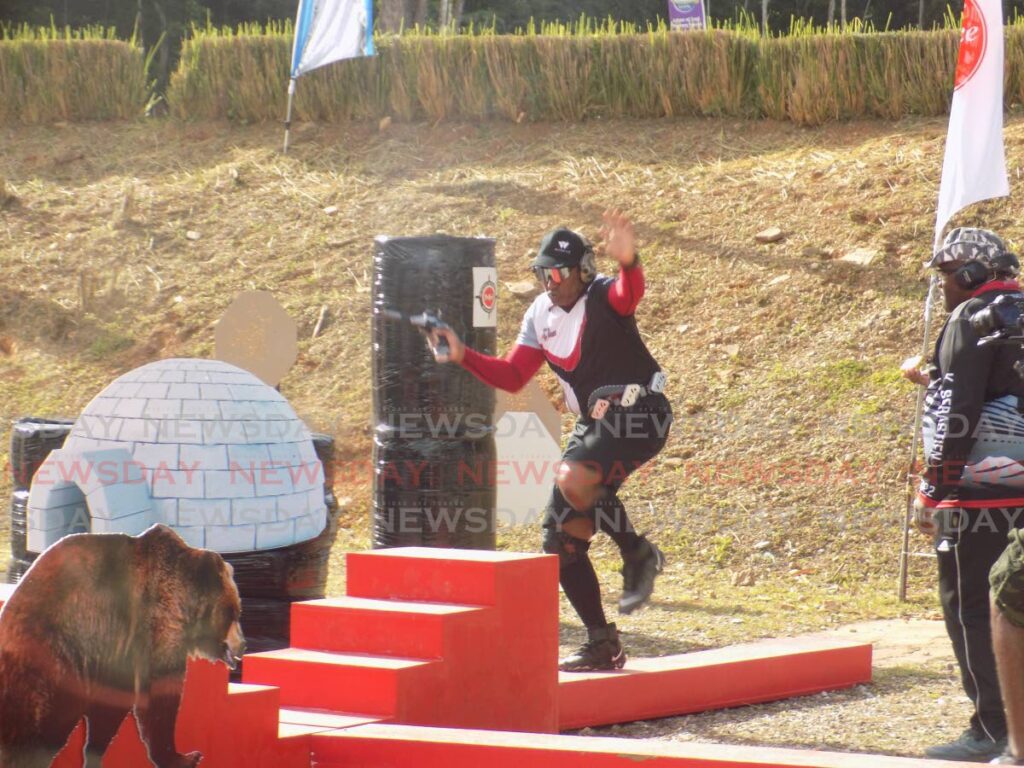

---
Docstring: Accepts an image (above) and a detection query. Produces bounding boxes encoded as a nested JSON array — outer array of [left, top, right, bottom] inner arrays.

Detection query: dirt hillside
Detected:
[[3, 114, 1024, 755]]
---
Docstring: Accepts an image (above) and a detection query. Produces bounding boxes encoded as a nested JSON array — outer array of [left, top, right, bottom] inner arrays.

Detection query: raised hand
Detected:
[[598, 208, 637, 268]]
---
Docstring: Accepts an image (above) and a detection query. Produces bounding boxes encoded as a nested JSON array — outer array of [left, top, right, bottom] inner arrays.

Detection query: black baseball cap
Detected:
[[533, 228, 590, 269]]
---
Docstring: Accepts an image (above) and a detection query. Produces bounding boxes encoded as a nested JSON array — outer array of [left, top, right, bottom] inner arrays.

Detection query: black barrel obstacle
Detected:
[[371, 235, 499, 550]]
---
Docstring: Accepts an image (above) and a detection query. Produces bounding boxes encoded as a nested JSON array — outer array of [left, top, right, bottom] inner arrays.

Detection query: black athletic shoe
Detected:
[[924, 729, 1006, 762], [558, 623, 627, 672], [618, 536, 665, 615]]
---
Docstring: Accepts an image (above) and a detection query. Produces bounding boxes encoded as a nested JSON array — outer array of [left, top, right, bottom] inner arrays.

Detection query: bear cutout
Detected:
[[0, 524, 245, 768]]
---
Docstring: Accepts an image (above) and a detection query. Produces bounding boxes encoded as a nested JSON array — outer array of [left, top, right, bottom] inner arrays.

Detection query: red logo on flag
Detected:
[[955, 0, 987, 90], [477, 280, 496, 313]]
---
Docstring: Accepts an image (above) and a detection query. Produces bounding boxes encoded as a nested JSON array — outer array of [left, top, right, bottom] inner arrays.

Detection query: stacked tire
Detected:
[[6, 417, 74, 583], [372, 434, 497, 549], [371, 235, 498, 550], [225, 432, 340, 655]]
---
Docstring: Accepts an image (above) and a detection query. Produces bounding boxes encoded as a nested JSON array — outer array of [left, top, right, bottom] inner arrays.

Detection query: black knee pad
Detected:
[[592, 491, 634, 535], [542, 527, 591, 568], [542, 485, 575, 526]]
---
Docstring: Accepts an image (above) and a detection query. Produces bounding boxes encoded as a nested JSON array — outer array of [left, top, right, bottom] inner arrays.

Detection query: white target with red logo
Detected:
[[473, 267, 498, 328]]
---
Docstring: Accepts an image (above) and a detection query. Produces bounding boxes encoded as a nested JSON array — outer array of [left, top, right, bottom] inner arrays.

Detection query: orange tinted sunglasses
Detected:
[[533, 266, 572, 285]]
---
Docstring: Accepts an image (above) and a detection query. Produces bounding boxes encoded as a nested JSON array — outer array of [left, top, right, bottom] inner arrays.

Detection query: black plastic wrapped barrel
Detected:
[[372, 235, 498, 550], [9, 491, 28, 561], [7, 417, 73, 584], [232, 597, 305, 656], [10, 417, 73, 491], [313, 433, 342, 515], [6, 557, 34, 584], [224, 433, 340, 658], [372, 433, 496, 549]]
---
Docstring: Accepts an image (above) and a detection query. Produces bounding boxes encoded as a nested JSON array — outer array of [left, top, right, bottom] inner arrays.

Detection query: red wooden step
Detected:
[[343, 547, 561, 733], [312, 723, 979, 768], [217, 683, 282, 754], [176, 657, 231, 739], [290, 596, 484, 658], [558, 637, 874, 730], [242, 647, 441, 716], [276, 708, 383, 763], [49, 665, 304, 768], [270, 726, 317, 768], [346, 547, 555, 606], [279, 707, 383, 731], [176, 663, 298, 768], [179, 683, 285, 768], [246, 548, 561, 733]]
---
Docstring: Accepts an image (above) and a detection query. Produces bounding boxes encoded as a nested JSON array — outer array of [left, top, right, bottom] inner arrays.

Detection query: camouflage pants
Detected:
[[991, 528, 1024, 628]]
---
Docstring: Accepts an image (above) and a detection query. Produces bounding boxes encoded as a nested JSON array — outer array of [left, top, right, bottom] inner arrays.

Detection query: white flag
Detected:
[[934, 0, 1009, 248], [290, 0, 374, 80]]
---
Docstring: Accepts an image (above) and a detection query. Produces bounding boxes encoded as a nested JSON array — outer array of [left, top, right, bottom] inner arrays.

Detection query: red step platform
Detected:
[[44, 659, 315, 768], [3, 549, 883, 768], [243, 547, 870, 734], [243, 548, 562, 733], [311, 723, 980, 768]]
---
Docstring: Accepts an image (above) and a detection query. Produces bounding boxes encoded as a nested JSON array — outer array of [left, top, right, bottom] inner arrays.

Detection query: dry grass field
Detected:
[[3, 114, 1024, 756]]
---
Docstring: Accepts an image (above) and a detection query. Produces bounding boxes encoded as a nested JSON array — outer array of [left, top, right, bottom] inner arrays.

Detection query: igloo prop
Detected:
[[26, 359, 327, 554]]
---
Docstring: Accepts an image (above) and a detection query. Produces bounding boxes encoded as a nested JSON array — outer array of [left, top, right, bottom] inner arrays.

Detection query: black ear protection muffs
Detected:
[[954, 252, 1021, 290], [578, 238, 597, 283], [535, 228, 597, 284], [954, 260, 993, 290]]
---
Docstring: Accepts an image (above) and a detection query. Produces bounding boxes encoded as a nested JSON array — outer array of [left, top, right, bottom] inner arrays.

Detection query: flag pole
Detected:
[[898, 273, 937, 601], [897, 0, 1009, 600], [283, 78, 297, 154]]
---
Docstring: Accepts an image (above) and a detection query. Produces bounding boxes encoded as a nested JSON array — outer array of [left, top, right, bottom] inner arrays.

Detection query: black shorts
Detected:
[[543, 393, 672, 529]]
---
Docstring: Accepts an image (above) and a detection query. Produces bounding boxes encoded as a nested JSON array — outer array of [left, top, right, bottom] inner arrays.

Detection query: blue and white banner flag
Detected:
[[290, 0, 374, 80]]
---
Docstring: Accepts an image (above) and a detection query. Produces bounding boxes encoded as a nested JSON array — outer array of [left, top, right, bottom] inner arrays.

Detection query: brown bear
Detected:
[[0, 524, 245, 768]]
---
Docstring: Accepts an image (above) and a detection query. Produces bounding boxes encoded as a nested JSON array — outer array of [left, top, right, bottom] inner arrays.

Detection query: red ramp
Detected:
[[559, 637, 872, 729], [311, 723, 979, 768]]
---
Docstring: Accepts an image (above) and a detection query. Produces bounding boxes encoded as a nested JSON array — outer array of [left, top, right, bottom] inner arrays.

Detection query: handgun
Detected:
[[380, 308, 452, 362]]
